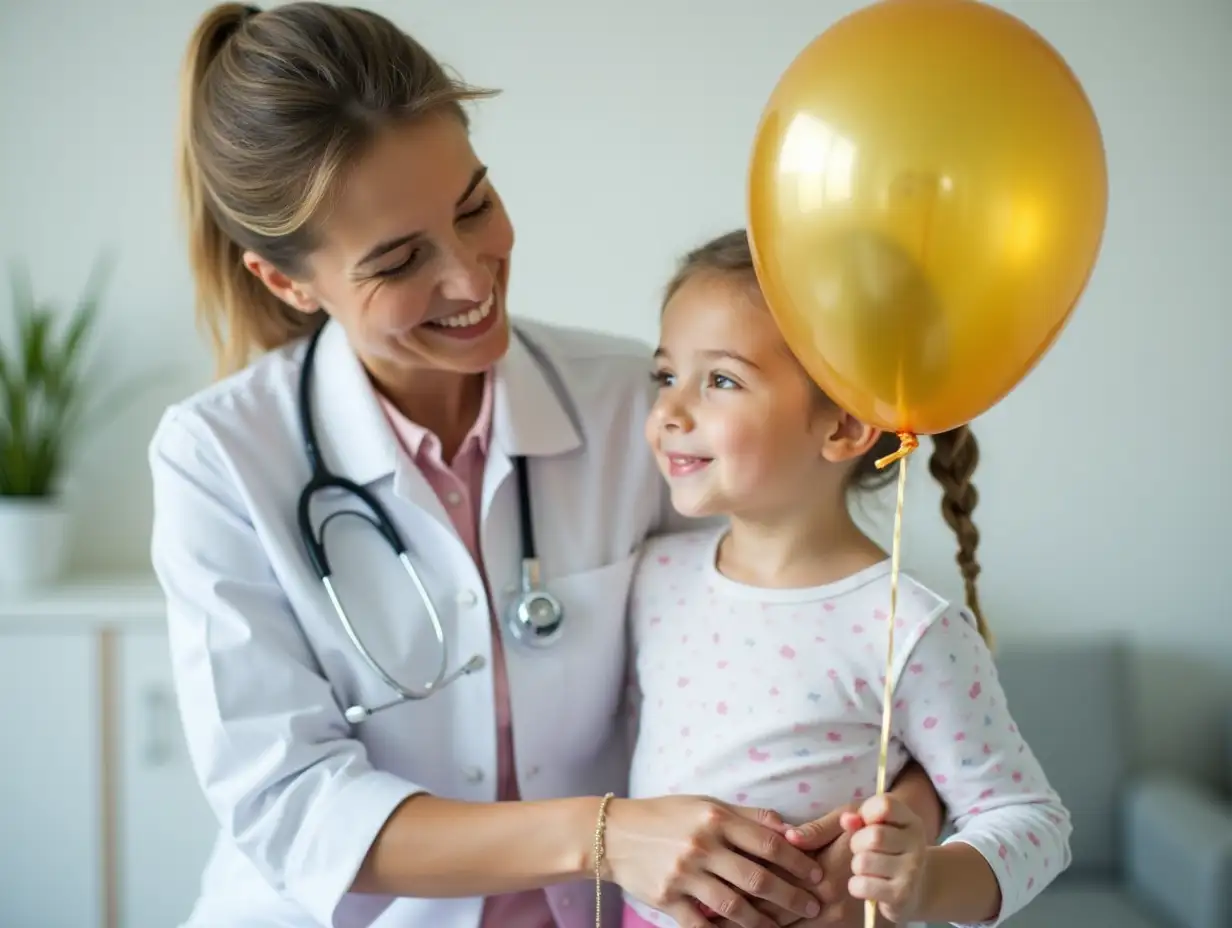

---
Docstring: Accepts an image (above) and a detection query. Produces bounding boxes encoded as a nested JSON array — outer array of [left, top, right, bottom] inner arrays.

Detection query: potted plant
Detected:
[[0, 253, 137, 593]]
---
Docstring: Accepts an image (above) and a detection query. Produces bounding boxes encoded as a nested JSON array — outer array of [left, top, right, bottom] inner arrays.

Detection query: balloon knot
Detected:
[[875, 431, 919, 469]]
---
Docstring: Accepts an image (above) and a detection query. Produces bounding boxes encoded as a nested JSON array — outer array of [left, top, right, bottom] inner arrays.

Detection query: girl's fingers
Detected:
[[851, 850, 899, 880], [848, 874, 895, 905], [849, 824, 911, 856], [838, 811, 865, 833]]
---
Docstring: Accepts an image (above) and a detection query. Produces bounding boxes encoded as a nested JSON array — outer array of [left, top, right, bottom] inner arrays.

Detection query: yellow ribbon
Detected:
[[865, 431, 917, 928]]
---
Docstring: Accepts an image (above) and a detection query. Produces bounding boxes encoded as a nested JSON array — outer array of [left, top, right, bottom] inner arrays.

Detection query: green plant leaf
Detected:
[[0, 252, 156, 497]]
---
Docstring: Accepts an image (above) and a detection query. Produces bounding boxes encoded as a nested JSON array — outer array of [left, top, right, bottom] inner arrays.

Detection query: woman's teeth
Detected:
[[429, 294, 494, 328]]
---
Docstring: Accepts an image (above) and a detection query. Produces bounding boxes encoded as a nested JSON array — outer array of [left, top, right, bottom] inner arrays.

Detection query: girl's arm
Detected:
[[887, 605, 1073, 926]]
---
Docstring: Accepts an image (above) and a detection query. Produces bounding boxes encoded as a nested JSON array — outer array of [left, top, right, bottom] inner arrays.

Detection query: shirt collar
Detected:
[[308, 319, 580, 486], [376, 367, 494, 466]]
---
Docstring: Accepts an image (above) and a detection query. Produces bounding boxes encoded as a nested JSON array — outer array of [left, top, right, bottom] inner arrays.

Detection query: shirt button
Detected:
[[463, 766, 484, 783], [457, 589, 478, 607], [445, 490, 462, 506]]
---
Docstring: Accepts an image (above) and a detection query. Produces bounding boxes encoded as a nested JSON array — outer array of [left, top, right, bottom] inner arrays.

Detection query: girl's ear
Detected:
[[820, 408, 882, 464]]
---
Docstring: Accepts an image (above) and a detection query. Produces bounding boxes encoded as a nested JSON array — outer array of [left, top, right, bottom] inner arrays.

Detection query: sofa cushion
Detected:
[[990, 883, 1166, 928], [1225, 705, 1232, 794], [989, 637, 1129, 876]]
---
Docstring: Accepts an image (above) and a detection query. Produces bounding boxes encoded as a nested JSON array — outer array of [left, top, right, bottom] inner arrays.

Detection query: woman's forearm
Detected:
[[888, 761, 945, 843], [352, 793, 600, 897], [913, 844, 1002, 924]]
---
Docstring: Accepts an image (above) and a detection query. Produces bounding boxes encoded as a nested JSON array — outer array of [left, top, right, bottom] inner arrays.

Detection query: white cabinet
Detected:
[[0, 580, 218, 928], [0, 631, 103, 928], [116, 632, 217, 928]]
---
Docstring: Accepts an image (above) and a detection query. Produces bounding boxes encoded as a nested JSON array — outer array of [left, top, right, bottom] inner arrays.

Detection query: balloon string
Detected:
[[865, 430, 917, 928]]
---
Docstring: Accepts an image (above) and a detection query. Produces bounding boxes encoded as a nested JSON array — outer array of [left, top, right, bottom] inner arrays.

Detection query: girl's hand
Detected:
[[846, 795, 929, 923], [602, 796, 826, 928]]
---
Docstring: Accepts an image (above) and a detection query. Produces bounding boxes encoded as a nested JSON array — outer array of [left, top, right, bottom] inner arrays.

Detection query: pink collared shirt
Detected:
[[377, 372, 557, 928]]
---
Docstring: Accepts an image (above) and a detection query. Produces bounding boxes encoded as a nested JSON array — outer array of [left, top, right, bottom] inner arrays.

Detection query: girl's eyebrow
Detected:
[[652, 346, 761, 371], [699, 348, 760, 370]]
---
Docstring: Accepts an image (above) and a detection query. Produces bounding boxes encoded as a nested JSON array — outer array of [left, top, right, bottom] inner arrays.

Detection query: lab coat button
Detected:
[[463, 766, 484, 783], [456, 589, 478, 607]]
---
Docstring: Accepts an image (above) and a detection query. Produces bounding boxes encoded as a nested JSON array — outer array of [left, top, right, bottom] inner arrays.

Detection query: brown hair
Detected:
[[177, 2, 497, 377], [664, 229, 990, 644]]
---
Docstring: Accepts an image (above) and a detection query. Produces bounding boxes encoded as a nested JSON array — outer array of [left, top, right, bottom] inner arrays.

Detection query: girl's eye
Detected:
[[651, 369, 675, 388], [708, 372, 738, 390]]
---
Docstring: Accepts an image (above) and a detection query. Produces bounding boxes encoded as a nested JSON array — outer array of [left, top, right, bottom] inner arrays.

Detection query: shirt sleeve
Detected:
[[149, 408, 425, 928], [892, 606, 1073, 927]]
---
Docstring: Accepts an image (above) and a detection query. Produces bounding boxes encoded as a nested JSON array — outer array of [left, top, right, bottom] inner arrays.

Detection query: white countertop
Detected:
[[0, 573, 165, 630]]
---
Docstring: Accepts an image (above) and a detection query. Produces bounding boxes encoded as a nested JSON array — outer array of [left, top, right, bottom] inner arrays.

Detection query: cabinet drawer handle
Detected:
[[142, 685, 175, 766]]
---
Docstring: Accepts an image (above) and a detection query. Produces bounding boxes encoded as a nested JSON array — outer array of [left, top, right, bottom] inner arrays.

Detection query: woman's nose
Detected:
[[438, 243, 492, 303]]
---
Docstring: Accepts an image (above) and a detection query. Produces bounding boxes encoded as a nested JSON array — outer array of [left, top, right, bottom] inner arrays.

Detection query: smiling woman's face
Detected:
[[255, 110, 516, 384]]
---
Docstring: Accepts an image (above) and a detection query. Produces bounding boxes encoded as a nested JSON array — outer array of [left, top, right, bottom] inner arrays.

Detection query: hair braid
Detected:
[[927, 425, 990, 645]]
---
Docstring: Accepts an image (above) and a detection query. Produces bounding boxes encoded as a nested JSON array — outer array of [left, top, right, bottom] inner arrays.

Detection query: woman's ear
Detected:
[[242, 250, 318, 314], [820, 408, 882, 464]]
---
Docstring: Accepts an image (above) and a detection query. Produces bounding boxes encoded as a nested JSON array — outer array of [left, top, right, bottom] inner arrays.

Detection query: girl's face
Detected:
[[246, 110, 515, 385], [646, 272, 842, 520]]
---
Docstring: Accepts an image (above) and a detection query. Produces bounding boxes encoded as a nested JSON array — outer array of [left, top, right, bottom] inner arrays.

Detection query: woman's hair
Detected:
[[664, 229, 990, 644], [177, 2, 497, 377]]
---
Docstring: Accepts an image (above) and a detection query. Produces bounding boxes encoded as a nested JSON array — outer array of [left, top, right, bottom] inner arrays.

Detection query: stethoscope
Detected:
[[296, 323, 565, 724]]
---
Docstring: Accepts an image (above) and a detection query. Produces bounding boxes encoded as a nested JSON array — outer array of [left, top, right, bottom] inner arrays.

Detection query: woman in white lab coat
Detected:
[[156, 4, 941, 928]]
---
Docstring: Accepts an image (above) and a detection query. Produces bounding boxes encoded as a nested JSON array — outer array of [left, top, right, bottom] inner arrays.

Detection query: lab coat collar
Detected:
[[490, 326, 582, 459], [308, 319, 581, 489]]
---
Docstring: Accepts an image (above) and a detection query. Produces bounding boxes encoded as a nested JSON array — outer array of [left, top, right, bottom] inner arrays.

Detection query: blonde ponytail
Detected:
[[174, 2, 494, 378]]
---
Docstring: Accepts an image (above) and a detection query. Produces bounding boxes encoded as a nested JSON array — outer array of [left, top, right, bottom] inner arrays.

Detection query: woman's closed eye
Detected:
[[458, 196, 493, 222], [373, 198, 494, 279], [374, 247, 424, 279]]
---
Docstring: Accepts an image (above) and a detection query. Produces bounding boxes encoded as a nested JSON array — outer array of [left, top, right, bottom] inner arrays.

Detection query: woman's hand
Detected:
[[602, 796, 826, 928]]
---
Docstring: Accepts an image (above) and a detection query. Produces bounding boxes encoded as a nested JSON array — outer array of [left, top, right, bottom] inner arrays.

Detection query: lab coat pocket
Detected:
[[509, 552, 639, 771]]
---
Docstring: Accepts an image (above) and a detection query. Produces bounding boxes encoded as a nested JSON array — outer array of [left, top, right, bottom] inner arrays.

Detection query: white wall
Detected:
[[2, 1, 1230, 781]]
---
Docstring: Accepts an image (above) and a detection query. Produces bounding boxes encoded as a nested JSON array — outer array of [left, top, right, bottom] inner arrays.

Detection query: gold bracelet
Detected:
[[593, 792, 615, 928]]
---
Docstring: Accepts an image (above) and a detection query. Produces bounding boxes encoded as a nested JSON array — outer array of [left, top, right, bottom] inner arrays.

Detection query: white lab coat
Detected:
[[149, 318, 683, 928]]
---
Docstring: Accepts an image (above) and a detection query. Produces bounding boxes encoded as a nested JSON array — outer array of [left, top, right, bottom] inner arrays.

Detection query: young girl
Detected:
[[620, 230, 1071, 928]]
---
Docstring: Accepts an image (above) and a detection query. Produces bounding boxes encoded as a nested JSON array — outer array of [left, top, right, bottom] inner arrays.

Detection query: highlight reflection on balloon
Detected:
[[748, 0, 1108, 435]]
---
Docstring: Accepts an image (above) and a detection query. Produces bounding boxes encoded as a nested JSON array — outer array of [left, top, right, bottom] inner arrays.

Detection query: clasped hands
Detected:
[[605, 793, 931, 928]]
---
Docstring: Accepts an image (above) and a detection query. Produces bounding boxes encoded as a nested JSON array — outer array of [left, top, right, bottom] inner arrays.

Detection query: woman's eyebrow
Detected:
[[355, 165, 489, 267]]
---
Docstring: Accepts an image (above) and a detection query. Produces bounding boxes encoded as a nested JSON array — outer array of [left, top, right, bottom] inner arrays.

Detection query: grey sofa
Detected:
[[928, 638, 1232, 928]]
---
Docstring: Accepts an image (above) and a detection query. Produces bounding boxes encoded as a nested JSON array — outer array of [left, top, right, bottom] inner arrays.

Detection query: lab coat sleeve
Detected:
[[149, 408, 424, 928]]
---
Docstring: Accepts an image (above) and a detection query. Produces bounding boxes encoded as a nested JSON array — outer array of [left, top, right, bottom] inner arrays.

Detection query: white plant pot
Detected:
[[0, 497, 71, 595]]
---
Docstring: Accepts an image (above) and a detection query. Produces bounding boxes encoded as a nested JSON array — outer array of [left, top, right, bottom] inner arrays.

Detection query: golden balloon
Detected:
[[748, 0, 1108, 435]]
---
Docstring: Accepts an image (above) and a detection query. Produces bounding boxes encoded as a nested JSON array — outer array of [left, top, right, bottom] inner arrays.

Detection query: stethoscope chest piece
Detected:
[[508, 586, 565, 647]]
